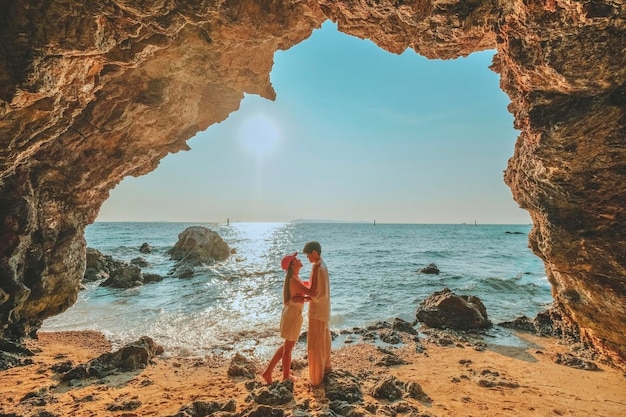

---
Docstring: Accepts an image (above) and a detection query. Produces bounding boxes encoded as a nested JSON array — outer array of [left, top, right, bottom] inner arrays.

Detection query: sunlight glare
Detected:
[[238, 113, 281, 158]]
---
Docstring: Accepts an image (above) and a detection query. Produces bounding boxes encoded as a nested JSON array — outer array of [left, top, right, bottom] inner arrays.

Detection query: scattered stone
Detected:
[[389, 400, 421, 414], [62, 336, 162, 381], [142, 273, 164, 283], [227, 353, 257, 379], [130, 257, 150, 267], [370, 374, 431, 403], [499, 305, 581, 343], [379, 329, 403, 345], [290, 358, 307, 371], [0, 339, 34, 370], [424, 331, 455, 346], [240, 405, 286, 417], [392, 317, 418, 335], [376, 353, 408, 367], [32, 411, 60, 417], [324, 370, 363, 403], [329, 399, 364, 416], [419, 263, 440, 274], [168, 399, 236, 417], [361, 331, 377, 342], [20, 387, 55, 407], [474, 368, 520, 388], [367, 321, 392, 331], [139, 243, 152, 254], [106, 400, 142, 411], [404, 381, 431, 402], [50, 360, 74, 373], [250, 380, 294, 405], [555, 353, 599, 371], [371, 375, 404, 401]]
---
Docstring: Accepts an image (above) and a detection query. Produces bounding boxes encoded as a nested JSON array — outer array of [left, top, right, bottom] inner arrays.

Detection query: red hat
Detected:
[[281, 251, 298, 270]]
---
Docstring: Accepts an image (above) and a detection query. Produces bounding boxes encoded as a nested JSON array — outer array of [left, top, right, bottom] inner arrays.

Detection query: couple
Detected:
[[262, 241, 331, 387]]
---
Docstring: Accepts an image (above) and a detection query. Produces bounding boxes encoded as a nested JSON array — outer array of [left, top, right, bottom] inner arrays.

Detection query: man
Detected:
[[302, 240, 331, 386]]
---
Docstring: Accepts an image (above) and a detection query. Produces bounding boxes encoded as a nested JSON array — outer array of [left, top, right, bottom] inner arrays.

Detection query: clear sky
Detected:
[[96, 21, 530, 225]]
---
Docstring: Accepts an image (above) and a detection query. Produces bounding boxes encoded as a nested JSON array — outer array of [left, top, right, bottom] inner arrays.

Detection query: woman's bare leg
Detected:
[[282, 340, 296, 381], [262, 344, 284, 384]]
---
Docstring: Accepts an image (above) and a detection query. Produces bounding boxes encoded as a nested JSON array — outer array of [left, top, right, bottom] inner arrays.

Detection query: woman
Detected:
[[262, 251, 314, 384]]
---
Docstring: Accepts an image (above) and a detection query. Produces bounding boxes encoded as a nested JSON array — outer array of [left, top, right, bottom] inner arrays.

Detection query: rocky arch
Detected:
[[0, 1, 624, 368]]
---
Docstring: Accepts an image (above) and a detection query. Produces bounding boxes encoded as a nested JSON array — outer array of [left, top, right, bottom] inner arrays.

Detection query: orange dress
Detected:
[[307, 260, 331, 386]]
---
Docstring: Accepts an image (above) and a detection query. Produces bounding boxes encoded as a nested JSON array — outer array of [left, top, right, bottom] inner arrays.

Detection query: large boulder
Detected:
[[416, 288, 492, 331], [167, 226, 230, 274]]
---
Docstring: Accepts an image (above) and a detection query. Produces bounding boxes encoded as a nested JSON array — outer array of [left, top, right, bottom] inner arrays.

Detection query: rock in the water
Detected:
[[419, 263, 440, 274], [84, 248, 126, 282], [168, 226, 230, 277], [100, 265, 144, 289], [416, 288, 492, 330]]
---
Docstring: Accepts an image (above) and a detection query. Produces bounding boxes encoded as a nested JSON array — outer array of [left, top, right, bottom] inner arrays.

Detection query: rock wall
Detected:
[[0, 1, 624, 367]]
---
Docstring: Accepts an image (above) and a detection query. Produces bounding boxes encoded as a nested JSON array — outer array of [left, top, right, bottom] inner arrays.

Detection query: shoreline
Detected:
[[1, 330, 625, 416]]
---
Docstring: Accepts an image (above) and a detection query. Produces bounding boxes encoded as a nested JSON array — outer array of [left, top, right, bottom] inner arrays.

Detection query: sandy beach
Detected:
[[1, 329, 625, 417]]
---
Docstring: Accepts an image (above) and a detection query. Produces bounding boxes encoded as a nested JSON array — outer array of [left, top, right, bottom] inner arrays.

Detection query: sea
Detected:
[[41, 222, 553, 360]]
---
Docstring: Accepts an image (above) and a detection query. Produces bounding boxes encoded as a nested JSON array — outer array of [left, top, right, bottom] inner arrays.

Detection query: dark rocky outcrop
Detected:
[[499, 304, 581, 343], [139, 243, 152, 254], [84, 248, 126, 283], [99, 264, 144, 289], [130, 257, 150, 268], [227, 352, 257, 379], [0, 0, 624, 368], [249, 380, 295, 406], [60, 336, 163, 381], [168, 399, 237, 417], [419, 263, 440, 275], [416, 288, 492, 330], [85, 250, 162, 287]]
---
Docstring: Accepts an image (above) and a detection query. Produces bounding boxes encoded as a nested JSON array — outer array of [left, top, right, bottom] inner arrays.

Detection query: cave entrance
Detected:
[[43, 21, 552, 357], [97, 20, 528, 225]]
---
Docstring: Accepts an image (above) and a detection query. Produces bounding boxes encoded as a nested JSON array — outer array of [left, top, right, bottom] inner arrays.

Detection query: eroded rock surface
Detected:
[[0, 1, 624, 367]]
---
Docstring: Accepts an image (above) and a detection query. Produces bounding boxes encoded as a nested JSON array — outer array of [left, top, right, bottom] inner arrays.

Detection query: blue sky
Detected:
[[97, 21, 530, 225]]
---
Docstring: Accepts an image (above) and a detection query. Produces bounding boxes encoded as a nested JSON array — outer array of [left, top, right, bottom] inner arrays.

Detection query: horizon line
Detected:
[[91, 220, 532, 226]]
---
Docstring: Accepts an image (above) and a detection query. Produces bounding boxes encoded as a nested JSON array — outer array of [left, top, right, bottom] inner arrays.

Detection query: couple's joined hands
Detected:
[[291, 294, 312, 303]]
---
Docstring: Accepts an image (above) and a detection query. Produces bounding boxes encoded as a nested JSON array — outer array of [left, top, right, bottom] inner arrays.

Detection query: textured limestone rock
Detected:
[[0, 1, 624, 367]]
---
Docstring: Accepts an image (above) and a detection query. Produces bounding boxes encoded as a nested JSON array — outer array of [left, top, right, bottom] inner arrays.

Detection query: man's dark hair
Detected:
[[303, 241, 322, 255]]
